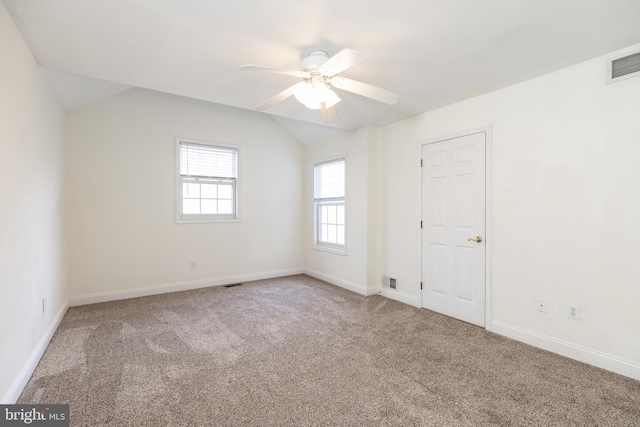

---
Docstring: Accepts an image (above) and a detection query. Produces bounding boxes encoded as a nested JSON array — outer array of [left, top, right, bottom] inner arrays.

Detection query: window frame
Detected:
[[313, 157, 347, 254], [176, 138, 240, 224]]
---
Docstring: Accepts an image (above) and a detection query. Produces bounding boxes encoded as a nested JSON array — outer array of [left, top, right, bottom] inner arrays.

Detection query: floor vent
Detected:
[[607, 48, 640, 83], [224, 283, 242, 288]]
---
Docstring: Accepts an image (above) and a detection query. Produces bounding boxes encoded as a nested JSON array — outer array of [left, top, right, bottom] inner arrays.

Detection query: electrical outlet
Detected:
[[190, 260, 198, 269], [537, 298, 547, 313], [568, 305, 580, 320]]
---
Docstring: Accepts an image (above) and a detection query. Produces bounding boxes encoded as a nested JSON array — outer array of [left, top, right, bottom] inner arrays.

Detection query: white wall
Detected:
[[0, 3, 68, 402], [66, 89, 304, 301], [304, 127, 379, 295], [378, 43, 640, 369]]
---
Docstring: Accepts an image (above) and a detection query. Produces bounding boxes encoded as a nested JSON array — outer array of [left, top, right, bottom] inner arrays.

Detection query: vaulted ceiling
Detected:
[[5, 0, 640, 142]]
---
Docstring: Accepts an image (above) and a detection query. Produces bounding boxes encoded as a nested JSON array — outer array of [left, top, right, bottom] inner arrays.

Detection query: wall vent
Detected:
[[607, 48, 640, 83], [382, 276, 397, 290]]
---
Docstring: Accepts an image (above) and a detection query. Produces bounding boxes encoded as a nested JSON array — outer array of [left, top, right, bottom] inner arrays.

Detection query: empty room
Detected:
[[1, 0, 640, 425]]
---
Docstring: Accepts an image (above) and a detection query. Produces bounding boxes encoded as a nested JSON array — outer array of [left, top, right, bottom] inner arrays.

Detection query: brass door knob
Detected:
[[467, 236, 483, 243]]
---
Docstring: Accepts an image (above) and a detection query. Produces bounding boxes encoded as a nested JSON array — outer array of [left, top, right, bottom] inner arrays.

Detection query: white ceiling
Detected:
[[5, 0, 640, 143]]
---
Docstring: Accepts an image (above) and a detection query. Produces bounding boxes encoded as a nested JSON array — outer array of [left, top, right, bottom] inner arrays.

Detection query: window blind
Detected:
[[314, 159, 345, 200], [180, 142, 237, 179]]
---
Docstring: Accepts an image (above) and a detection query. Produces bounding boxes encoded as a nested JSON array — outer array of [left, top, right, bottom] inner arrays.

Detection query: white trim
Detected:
[[2, 301, 69, 404], [69, 268, 303, 306], [303, 268, 376, 296], [484, 126, 493, 331], [418, 126, 493, 330], [313, 245, 347, 256], [380, 288, 420, 307], [492, 321, 640, 381]]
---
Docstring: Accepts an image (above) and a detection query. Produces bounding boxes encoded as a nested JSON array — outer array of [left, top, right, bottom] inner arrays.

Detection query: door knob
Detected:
[[467, 236, 483, 243]]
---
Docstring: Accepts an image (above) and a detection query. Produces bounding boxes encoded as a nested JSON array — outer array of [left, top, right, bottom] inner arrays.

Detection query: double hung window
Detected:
[[314, 158, 346, 252], [178, 140, 238, 222]]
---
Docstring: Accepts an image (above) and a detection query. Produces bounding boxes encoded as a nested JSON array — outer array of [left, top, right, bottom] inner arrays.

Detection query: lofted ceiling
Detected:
[[4, 0, 640, 143]]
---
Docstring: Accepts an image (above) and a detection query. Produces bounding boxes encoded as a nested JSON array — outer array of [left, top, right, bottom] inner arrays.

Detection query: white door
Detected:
[[421, 132, 486, 326]]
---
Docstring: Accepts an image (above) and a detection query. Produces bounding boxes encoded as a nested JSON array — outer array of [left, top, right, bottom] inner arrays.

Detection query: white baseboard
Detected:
[[69, 268, 304, 306], [380, 288, 420, 307], [303, 268, 376, 296], [2, 301, 69, 404], [492, 321, 640, 381]]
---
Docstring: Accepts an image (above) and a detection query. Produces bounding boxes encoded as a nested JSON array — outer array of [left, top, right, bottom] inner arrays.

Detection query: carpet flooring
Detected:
[[18, 274, 640, 426]]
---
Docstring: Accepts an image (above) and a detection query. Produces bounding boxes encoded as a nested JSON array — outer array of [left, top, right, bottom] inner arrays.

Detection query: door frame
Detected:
[[418, 126, 493, 331]]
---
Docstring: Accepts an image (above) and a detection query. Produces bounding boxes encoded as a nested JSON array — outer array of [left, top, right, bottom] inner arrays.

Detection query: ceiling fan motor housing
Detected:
[[301, 50, 329, 71]]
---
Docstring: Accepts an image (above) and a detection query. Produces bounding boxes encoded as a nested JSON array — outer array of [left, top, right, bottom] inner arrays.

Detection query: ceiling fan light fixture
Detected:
[[292, 82, 314, 107], [292, 81, 341, 110]]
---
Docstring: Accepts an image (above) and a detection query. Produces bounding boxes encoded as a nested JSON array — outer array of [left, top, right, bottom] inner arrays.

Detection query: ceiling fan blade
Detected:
[[330, 77, 399, 105], [320, 48, 365, 76], [241, 65, 309, 78], [255, 84, 297, 111], [320, 103, 339, 124]]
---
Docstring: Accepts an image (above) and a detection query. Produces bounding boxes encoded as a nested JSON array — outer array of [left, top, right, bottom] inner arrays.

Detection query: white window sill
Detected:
[[177, 216, 240, 224], [314, 244, 347, 256]]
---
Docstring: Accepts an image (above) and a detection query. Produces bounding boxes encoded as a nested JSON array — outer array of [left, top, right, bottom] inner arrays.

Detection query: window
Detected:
[[177, 140, 238, 223], [314, 158, 345, 252]]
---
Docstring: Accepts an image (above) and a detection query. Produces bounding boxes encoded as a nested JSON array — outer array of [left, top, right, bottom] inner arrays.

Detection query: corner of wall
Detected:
[[2, 302, 69, 404]]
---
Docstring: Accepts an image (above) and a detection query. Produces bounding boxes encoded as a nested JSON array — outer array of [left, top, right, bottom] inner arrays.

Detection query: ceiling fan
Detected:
[[241, 48, 398, 124]]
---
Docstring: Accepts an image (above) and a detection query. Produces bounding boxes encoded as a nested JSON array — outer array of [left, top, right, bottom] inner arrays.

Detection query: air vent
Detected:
[[381, 275, 397, 290], [607, 48, 640, 83]]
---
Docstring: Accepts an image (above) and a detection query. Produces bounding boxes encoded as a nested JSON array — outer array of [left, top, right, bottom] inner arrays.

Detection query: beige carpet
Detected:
[[18, 274, 640, 426]]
